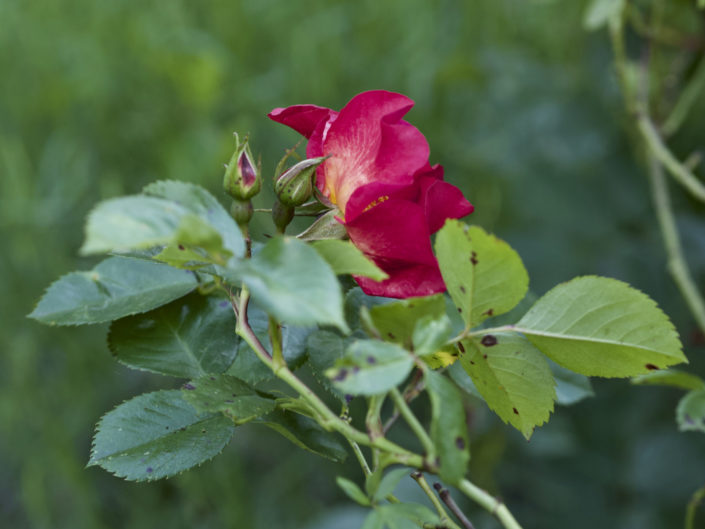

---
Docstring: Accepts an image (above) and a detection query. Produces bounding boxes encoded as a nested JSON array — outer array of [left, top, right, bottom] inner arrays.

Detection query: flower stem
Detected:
[[456, 479, 523, 529], [389, 388, 435, 460]]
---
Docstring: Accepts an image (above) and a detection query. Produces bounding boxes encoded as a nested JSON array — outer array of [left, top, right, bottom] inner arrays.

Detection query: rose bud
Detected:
[[272, 199, 295, 234], [223, 133, 261, 201], [274, 156, 328, 207]]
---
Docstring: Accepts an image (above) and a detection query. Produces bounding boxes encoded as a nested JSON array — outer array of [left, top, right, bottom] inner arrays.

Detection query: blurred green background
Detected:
[[2, 0, 705, 528]]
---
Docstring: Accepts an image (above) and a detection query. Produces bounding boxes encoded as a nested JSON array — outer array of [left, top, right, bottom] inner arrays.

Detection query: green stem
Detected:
[[234, 286, 425, 468], [663, 55, 705, 137], [637, 113, 705, 203], [685, 483, 705, 529], [389, 388, 436, 460], [349, 439, 372, 476], [646, 153, 705, 334], [456, 479, 523, 529], [268, 315, 285, 369], [411, 472, 465, 529]]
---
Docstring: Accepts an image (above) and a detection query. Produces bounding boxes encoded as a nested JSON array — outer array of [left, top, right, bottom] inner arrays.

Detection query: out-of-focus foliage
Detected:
[[2, 0, 704, 528]]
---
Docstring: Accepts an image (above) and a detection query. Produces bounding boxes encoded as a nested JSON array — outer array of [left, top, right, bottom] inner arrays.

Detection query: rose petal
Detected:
[[418, 176, 474, 233], [322, 90, 429, 212], [268, 104, 334, 139], [344, 181, 418, 223], [354, 263, 446, 298], [345, 199, 437, 267]]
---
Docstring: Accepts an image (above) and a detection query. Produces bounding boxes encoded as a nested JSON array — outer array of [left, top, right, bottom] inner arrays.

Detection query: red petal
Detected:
[[418, 176, 474, 233], [322, 90, 429, 212], [268, 105, 334, 139], [345, 199, 437, 267], [344, 181, 418, 223], [354, 263, 446, 298]]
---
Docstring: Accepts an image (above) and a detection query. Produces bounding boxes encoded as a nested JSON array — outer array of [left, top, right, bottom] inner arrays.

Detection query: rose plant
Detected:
[[29, 89, 689, 529]]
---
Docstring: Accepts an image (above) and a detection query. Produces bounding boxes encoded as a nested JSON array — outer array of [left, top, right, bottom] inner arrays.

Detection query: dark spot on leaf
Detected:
[[352, 366, 360, 374], [469, 360, 475, 365], [481, 334, 498, 347], [408, 303, 415, 308], [178, 245, 185, 250], [179, 427, 186, 432], [459, 285, 466, 294], [182, 383, 196, 390], [458, 342, 465, 353], [209, 376, 216, 380], [366, 356, 376, 364], [483, 354, 488, 359], [645, 364, 658, 370], [455, 436, 465, 450], [334, 369, 348, 382], [470, 251, 478, 265], [513, 408, 519, 415], [225, 399, 234, 403], [201, 429, 207, 433], [345, 394, 354, 404], [146, 467, 153, 473], [387, 332, 396, 340], [232, 394, 237, 397], [483, 308, 494, 317], [165, 426, 169, 430], [457, 308, 462, 313]]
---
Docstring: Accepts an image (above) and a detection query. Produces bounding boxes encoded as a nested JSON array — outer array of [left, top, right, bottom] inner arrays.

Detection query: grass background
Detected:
[[2, 0, 704, 527]]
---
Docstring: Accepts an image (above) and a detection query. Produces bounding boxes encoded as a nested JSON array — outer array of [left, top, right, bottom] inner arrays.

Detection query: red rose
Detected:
[[269, 90, 473, 298]]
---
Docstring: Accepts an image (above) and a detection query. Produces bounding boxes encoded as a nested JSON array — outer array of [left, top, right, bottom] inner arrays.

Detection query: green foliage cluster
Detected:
[[4, 1, 705, 528]]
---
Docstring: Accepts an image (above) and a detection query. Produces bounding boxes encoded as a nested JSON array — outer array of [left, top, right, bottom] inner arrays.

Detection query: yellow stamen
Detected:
[[363, 195, 390, 212]]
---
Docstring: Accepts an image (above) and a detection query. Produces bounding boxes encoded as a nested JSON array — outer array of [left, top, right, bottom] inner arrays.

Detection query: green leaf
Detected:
[[226, 305, 311, 385], [583, 0, 624, 31], [371, 467, 412, 503], [412, 314, 452, 357], [516, 276, 686, 377], [632, 370, 705, 391], [550, 361, 595, 406], [181, 375, 276, 424], [88, 390, 234, 481], [460, 332, 555, 439], [108, 293, 238, 378], [435, 221, 529, 327], [254, 409, 348, 462], [327, 340, 414, 396], [312, 239, 388, 281], [336, 477, 371, 506], [233, 237, 348, 332], [307, 330, 349, 400], [677, 389, 705, 433], [80, 195, 188, 255], [373, 503, 440, 529], [29, 257, 198, 326], [366, 294, 446, 348], [144, 180, 245, 259], [153, 214, 232, 269], [425, 370, 470, 482], [297, 209, 348, 241]]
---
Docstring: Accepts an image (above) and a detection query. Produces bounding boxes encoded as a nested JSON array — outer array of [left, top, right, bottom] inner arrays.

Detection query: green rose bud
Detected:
[[223, 133, 261, 201], [273, 156, 328, 207]]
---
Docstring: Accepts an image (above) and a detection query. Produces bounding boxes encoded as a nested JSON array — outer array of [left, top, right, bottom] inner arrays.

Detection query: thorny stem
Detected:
[[411, 472, 464, 529], [646, 153, 705, 333], [607, 5, 705, 335], [685, 483, 705, 529], [456, 479, 523, 529], [389, 388, 436, 460]]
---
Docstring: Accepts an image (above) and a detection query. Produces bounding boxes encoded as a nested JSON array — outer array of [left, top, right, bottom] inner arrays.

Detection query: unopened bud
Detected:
[[230, 199, 253, 227], [272, 199, 295, 234], [274, 156, 327, 207], [223, 133, 261, 201]]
